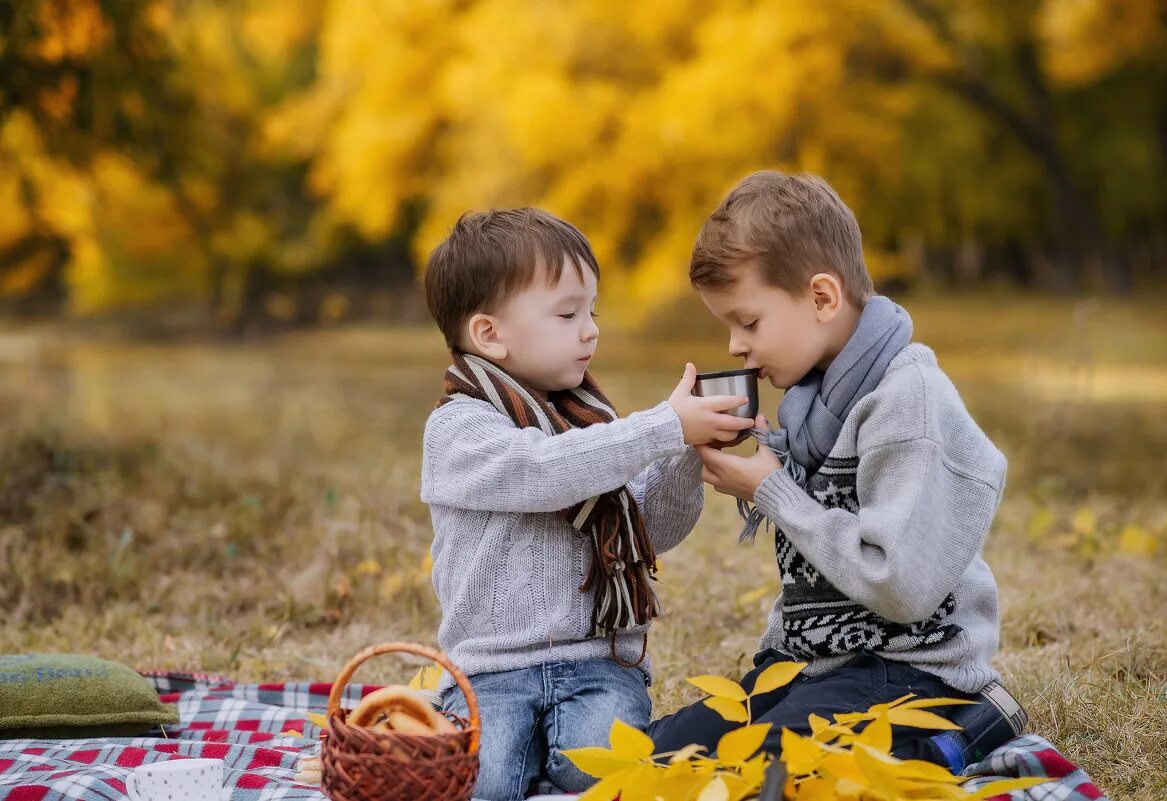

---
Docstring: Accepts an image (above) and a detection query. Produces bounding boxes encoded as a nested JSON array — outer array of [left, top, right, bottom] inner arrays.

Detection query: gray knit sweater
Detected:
[[753, 344, 1006, 693], [420, 398, 702, 691]]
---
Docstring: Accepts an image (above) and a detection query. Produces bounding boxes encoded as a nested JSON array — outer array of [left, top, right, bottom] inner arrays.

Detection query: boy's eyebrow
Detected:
[[556, 292, 596, 304]]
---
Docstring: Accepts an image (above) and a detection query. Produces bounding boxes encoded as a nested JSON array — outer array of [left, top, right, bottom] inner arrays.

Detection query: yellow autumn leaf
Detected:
[[1072, 507, 1097, 536], [849, 744, 904, 797], [881, 756, 963, 783], [354, 558, 381, 575], [855, 714, 891, 752], [892, 696, 978, 710], [967, 776, 1051, 799], [380, 572, 405, 600], [415, 551, 434, 581], [656, 760, 702, 799], [781, 727, 828, 774], [882, 693, 916, 708], [667, 743, 707, 763], [687, 675, 748, 701], [716, 723, 771, 763], [408, 664, 443, 691], [609, 719, 655, 760], [1118, 523, 1157, 555], [820, 751, 866, 783], [791, 777, 836, 801], [736, 585, 771, 607], [739, 752, 770, 788], [306, 711, 329, 730], [696, 775, 729, 801], [750, 660, 806, 696], [575, 769, 630, 801], [280, 729, 303, 738], [562, 746, 639, 779], [609, 763, 659, 801], [885, 707, 963, 730], [808, 713, 856, 743], [718, 771, 759, 801], [703, 696, 749, 723], [1027, 506, 1056, 540], [832, 777, 868, 800]]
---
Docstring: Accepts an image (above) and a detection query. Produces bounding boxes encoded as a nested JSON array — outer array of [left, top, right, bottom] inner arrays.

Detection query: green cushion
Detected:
[[0, 654, 179, 739]]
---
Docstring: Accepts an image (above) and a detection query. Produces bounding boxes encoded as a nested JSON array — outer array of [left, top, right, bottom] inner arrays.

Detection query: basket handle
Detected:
[[326, 642, 480, 754]]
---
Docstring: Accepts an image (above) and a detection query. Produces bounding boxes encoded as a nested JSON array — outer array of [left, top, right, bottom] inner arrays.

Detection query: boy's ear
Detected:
[[808, 273, 844, 321], [466, 313, 508, 360]]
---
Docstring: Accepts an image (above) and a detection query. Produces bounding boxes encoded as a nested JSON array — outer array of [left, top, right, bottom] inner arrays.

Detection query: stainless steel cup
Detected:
[[692, 368, 759, 419]]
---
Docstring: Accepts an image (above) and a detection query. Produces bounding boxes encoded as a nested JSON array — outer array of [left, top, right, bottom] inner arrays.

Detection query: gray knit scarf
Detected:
[[738, 296, 913, 542]]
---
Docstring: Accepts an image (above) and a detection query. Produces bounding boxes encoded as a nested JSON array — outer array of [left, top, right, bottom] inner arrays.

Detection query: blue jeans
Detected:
[[442, 659, 652, 801]]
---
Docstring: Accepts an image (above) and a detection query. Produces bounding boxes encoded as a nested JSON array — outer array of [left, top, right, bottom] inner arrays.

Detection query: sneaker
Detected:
[[928, 681, 1028, 774]]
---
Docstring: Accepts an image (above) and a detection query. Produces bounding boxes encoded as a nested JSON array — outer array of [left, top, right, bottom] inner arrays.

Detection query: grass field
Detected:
[[2, 294, 1165, 798]]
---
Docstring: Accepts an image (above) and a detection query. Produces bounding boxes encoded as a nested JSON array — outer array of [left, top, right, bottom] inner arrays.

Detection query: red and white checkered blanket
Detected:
[[0, 671, 346, 801], [0, 672, 1108, 800], [963, 734, 1109, 801]]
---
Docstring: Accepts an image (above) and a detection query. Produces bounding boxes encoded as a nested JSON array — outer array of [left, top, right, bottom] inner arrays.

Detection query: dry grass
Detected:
[[1, 294, 1165, 799]]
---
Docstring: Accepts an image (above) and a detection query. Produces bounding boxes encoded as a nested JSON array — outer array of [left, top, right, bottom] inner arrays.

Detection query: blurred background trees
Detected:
[[1, 0, 1164, 330]]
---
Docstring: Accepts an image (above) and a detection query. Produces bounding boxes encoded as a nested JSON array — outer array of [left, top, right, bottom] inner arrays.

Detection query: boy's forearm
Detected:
[[422, 401, 689, 513], [752, 438, 997, 624], [631, 448, 704, 553]]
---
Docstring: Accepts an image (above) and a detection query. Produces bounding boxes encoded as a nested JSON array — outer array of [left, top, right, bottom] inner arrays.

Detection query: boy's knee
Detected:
[[544, 748, 596, 794]]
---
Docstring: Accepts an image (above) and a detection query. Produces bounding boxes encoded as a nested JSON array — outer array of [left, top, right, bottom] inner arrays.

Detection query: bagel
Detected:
[[348, 685, 455, 734]]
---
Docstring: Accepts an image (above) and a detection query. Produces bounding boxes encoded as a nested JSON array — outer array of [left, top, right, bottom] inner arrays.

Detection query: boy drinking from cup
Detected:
[[650, 171, 1027, 773]]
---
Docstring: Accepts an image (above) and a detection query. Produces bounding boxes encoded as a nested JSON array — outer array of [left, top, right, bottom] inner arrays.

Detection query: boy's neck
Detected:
[[461, 348, 551, 401], [815, 301, 863, 372]]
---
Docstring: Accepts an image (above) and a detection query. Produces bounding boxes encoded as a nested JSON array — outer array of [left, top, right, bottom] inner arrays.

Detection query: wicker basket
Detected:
[[320, 642, 480, 801]]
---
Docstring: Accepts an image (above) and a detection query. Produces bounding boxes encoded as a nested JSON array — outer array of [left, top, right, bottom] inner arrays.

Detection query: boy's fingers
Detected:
[[675, 363, 698, 394], [699, 394, 749, 412], [712, 413, 756, 430]]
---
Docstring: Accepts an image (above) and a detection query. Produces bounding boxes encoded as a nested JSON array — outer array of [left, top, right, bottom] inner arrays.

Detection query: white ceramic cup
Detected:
[[125, 758, 226, 801]]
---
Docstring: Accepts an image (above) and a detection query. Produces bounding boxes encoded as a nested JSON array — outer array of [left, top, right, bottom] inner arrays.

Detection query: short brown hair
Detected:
[[423, 208, 600, 349], [690, 171, 874, 306]]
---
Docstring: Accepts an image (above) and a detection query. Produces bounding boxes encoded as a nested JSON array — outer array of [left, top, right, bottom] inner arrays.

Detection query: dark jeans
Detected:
[[648, 650, 974, 764]]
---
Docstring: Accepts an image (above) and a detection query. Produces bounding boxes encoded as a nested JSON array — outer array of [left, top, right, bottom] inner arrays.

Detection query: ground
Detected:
[[1, 294, 1164, 798]]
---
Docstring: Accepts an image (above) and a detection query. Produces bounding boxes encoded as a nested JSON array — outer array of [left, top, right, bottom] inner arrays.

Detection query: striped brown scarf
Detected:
[[437, 351, 662, 666]]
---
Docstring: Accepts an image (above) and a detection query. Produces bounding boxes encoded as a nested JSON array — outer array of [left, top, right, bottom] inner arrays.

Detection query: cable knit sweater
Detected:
[[753, 344, 1006, 693], [420, 398, 702, 691]]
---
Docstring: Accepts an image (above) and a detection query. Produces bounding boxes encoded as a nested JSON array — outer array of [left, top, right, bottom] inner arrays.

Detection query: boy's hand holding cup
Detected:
[[667, 363, 756, 445]]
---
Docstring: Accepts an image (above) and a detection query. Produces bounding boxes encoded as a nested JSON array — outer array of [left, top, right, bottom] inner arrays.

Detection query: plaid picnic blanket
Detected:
[[0, 672, 1108, 801], [0, 671, 357, 801], [963, 734, 1109, 801]]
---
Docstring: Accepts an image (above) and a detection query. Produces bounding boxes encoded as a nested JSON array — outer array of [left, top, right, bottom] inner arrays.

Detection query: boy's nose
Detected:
[[728, 337, 747, 359], [582, 319, 599, 342]]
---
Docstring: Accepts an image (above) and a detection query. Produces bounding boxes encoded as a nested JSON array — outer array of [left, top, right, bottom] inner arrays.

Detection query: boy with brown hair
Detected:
[[648, 171, 1027, 773], [420, 208, 753, 800]]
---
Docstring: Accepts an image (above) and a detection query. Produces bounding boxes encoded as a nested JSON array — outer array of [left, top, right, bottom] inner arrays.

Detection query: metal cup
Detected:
[[692, 368, 759, 419]]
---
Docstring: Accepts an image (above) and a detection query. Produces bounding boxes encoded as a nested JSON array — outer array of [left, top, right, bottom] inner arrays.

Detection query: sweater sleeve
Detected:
[[627, 447, 704, 554], [752, 436, 1005, 624], [420, 398, 688, 513]]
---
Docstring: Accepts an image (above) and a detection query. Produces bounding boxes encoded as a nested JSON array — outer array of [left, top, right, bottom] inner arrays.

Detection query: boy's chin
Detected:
[[536, 368, 588, 393]]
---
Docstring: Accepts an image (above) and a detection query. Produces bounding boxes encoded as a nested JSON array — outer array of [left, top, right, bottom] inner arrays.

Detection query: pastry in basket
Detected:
[[348, 685, 456, 735]]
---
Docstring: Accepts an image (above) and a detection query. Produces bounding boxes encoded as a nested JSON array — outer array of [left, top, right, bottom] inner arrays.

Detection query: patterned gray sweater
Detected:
[[754, 344, 1006, 693], [420, 398, 702, 690]]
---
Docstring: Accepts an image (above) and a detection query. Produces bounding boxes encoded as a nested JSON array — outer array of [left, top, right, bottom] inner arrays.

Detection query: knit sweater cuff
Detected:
[[753, 466, 823, 526], [634, 401, 688, 460]]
